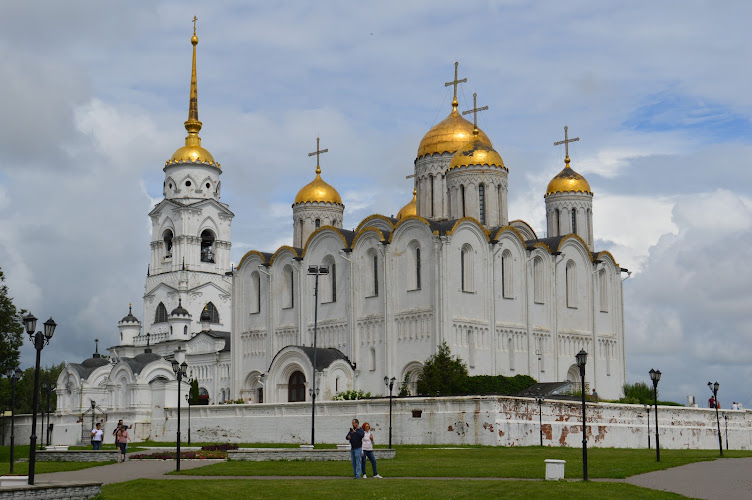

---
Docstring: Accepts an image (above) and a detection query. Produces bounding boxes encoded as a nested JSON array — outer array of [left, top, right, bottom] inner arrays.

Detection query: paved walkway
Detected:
[[34, 455, 752, 499]]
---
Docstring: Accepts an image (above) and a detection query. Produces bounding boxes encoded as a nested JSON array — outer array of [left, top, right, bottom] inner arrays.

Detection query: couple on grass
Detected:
[[346, 418, 382, 479]]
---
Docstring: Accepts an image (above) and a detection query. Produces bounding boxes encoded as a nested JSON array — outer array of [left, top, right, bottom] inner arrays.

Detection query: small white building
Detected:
[[57, 29, 627, 418]]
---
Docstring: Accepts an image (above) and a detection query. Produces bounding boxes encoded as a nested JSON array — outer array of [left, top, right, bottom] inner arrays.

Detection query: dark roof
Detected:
[[339, 229, 356, 247], [525, 235, 567, 252], [120, 305, 139, 323], [171, 298, 190, 317], [120, 352, 163, 375], [517, 382, 574, 398], [69, 356, 110, 379], [202, 330, 231, 352], [297, 346, 352, 371]]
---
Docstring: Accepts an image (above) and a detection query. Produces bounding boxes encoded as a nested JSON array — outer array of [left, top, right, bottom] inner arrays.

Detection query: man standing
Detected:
[[91, 422, 103, 450], [346, 418, 365, 479]]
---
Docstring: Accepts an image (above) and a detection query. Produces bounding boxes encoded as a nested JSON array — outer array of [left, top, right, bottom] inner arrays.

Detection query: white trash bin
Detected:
[[544, 459, 566, 480]]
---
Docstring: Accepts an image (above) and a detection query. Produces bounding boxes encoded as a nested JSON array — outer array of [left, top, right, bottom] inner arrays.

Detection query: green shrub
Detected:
[[333, 389, 371, 400], [463, 374, 537, 396]]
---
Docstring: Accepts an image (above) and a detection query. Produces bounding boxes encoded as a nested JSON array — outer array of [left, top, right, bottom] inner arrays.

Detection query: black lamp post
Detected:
[[307, 264, 328, 447], [384, 376, 396, 449], [575, 349, 588, 481], [172, 357, 188, 471], [185, 393, 191, 445], [649, 369, 661, 462], [6, 367, 22, 473], [708, 381, 722, 456], [644, 404, 651, 449], [535, 389, 544, 447], [23, 313, 57, 485], [724, 414, 728, 450]]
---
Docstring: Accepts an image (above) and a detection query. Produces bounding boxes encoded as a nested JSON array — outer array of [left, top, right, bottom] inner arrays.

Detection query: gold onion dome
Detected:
[[167, 27, 219, 168], [545, 157, 592, 196], [448, 128, 505, 171], [397, 189, 417, 219], [294, 166, 343, 205], [417, 99, 492, 158]]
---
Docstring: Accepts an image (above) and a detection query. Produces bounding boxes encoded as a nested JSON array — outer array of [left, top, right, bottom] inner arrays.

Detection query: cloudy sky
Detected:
[[1, 1, 751, 405]]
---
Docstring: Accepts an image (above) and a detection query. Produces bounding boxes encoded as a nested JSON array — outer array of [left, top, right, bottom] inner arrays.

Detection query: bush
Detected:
[[417, 342, 468, 396], [620, 382, 655, 405], [463, 374, 537, 396], [333, 389, 371, 400], [201, 444, 239, 452]]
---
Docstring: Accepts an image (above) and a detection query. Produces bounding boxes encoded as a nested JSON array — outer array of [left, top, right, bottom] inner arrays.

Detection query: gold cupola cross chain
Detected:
[[445, 61, 468, 102], [554, 125, 580, 159]]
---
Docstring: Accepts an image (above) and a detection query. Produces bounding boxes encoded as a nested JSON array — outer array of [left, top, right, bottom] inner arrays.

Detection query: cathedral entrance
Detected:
[[288, 371, 306, 402]]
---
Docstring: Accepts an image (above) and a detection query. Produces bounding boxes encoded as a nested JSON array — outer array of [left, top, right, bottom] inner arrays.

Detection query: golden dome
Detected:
[[166, 26, 220, 168], [417, 100, 491, 158], [397, 189, 417, 219], [545, 157, 592, 196], [294, 166, 343, 205], [447, 129, 505, 171]]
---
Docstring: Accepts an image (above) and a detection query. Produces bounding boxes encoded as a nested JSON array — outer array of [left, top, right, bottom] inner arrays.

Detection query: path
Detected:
[[35, 459, 224, 485]]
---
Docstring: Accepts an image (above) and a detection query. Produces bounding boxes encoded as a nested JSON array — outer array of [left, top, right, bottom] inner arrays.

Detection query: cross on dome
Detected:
[[462, 92, 488, 132], [308, 137, 329, 168], [554, 125, 580, 160], [445, 61, 467, 108], [193, 15, 198, 35]]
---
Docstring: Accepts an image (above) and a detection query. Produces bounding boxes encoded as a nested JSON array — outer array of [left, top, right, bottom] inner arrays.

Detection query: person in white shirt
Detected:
[[360, 422, 382, 478], [732, 402, 739, 411], [91, 422, 104, 450]]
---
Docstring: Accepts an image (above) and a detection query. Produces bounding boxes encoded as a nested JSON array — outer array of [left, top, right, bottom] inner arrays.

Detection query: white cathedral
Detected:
[[56, 30, 628, 416]]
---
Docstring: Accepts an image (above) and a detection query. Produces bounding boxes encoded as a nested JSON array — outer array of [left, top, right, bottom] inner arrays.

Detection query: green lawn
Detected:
[[173, 446, 750, 479]]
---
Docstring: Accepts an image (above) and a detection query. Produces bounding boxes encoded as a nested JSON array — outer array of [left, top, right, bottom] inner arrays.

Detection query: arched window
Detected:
[[501, 249, 513, 299], [497, 184, 503, 223], [315, 218, 321, 229], [460, 185, 466, 218], [369, 347, 376, 371], [283, 265, 294, 309], [183, 325, 188, 336], [204, 302, 220, 323], [251, 271, 261, 314], [566, 260, 577, 308], [478, 184, 486, 225], [372, 254, 379, 296], [163, 229, 173, 257], [331, 263, 337, 302], [533, 258, 544, 304], [415, 247, 421, 290], [461, 245, 473, 292], [155, 303, 168, 323], [599, 268, 608, 312], [554, 209, 560, 236], [288, 371, 306, 402], [429, 174, 435, 217], [571, 208, 577, 234], [201, 229, 215, 263]]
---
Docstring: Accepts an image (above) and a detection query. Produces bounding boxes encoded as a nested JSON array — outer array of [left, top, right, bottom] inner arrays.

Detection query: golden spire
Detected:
[[168, 16, 218, 167]]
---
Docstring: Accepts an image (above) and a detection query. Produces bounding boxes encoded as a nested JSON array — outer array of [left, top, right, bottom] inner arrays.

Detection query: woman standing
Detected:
[[116, 424, 131, 462], [360, 422, 382, 478]]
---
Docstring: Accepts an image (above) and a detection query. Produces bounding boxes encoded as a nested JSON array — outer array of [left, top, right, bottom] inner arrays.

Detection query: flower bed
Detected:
[[129, 450, 227, 460], [201, 444, 239, 452]]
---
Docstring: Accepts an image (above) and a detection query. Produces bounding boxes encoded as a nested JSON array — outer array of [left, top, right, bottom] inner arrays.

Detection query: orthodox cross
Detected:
[[462, 93, 488, 128], [308, 137, 329, 165], [554, 125, 579, 158], [95, 338, 99, 355], [445, 61, 467, 101], [193, 16, 198, 35]]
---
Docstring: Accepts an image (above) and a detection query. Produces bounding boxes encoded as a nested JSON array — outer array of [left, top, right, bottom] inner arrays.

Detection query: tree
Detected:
[[189, 378, 200, 405], [619, 381, 656, 405], [0, 267, 25, 374], [1, 363, 64, 414], [416, 342, 468, 396]]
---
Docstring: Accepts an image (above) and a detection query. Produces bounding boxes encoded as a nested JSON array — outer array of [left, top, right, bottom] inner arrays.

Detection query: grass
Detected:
[[100, 479, 687, 499], [172, 445, 752, 479]]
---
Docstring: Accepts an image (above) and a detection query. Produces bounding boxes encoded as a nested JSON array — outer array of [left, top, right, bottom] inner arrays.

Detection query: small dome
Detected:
[[169, 143, 217, 167], [200, 307, 212, 322], [397, 189, 417, 219], [170, 299, 191, 317], [293, 166, 343, 205], [545, 157, 592, 197], [418, 104, 492, 159], [120, 304, 139, 323], [447, 131, 506, 172]]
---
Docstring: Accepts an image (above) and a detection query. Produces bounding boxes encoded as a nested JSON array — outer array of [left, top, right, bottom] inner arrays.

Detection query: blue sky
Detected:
[[1, 0, 751, 406]]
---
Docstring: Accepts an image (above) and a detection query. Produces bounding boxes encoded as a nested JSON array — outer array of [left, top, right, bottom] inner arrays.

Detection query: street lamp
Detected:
[[649, 369, 661, 462], [575, 349, 588, 481], [644, 405, 651, 449], [307, 264, 329, 447], [23, 313, 57, 485], [185, 393, 191, 445], [384, 376, 396, 449], [5, 367, 22, 473], [708, 381, 722, 456], [171, 357, 188, 471], [724, 414, 728, 451], [535, 389, 544, 447]]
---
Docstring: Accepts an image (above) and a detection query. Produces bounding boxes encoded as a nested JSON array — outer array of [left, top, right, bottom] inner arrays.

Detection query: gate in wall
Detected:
[[80, 401, 108, 444]]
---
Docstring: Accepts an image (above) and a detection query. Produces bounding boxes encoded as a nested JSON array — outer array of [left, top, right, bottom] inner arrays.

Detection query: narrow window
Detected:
[[461, 185, 466, 218], [257, 387, 263, 403], [201, 229, 215, 263], [599, 269, 608, 312], [566, 261, 577, 308], [571, 209, 577, 234], [429, 174, 435, 217], [373, 254, 379, 296], [369, 347, 376, 371], [184, 325, 188, 336], [460, 245, 473, 292], [497, 184, 503, 223], [502, 250, 513, 299], [555, 209, 560, 235], [315, 218, 321, 229], [205, 302, 220, 323], [331, 263, 337, 302], [290, 268, 295, 308], [155, 303, 168, 323], [251, 271, 261, 314], [416, 247, 421, 290], [461, 249, 466, 291], [479, 184, 486, 224], [163, 230, 173, 257], [533, 258, 544, 304]]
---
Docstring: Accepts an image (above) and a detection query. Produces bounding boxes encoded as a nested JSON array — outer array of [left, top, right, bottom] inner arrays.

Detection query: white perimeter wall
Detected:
[[4, 397, 748, 450]]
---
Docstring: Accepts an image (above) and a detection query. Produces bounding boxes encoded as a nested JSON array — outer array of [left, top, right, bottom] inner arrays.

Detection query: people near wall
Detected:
[[346, 418, 365, 479], [591, 388, 598, 402], [708, 396, 716, 409], [360, 422, 382, 479], [91, 422, 103, 450], [116, 424, 131, 462], [732, 401, 738, 410]]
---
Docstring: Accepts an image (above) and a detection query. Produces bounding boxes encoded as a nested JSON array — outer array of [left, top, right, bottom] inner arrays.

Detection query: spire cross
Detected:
[[308, 137, 329, 166], [462, 93, 488, 128], [445, 61, 467, 102], [193, 16, 198, 35], [554, 125, 580, 159]]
